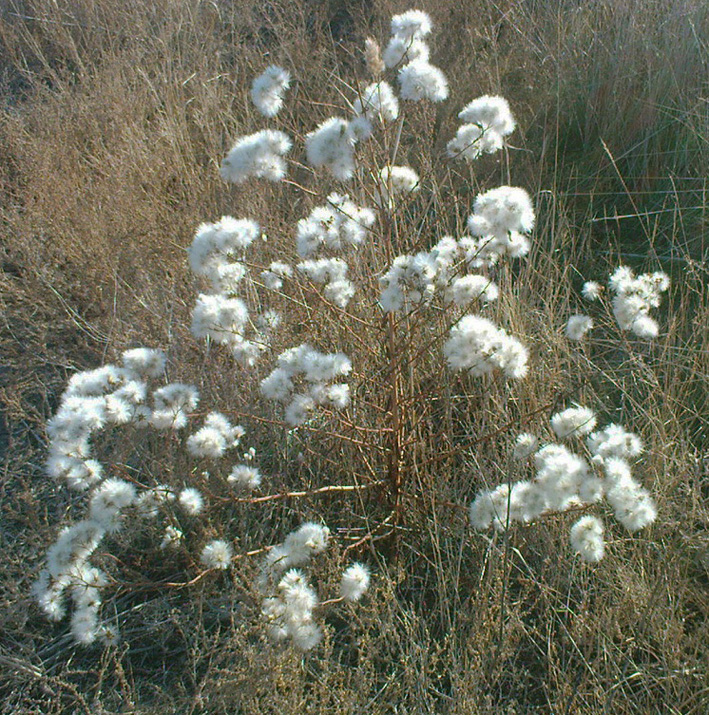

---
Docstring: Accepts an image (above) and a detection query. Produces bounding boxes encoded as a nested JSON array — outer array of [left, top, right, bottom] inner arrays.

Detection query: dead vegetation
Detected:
[[0, 0, 707, 712]]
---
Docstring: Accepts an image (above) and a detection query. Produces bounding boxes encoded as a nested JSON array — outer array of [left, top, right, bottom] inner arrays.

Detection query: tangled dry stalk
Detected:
[[1, 1, 707, 712]]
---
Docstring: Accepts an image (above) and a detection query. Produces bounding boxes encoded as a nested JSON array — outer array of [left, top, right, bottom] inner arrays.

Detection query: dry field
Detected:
[[0, 0, 707, 712]]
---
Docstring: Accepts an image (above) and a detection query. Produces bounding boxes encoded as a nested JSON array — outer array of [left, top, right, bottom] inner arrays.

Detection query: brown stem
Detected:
[[386, 310, 403, 516]]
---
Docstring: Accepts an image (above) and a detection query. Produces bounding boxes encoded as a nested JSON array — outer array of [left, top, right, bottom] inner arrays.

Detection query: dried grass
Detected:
[[1, 0, 707, 712]]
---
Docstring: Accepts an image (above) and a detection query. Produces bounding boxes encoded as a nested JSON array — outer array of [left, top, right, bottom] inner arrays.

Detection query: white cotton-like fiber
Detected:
[[305, 117, 357, 180], [220, 130, 291, 183], [513, 433, 538, 461], [201, 540, 233, 569], [382, 36, 430, 69], [565, 314, 594, 340], [251, 65, 290, 118], [570, 516, 605, 562], [398, 60, 448, 102], [340, 563, 371, 601], [353, 82, 399, 122], [390, 10, 432, 40], [550, 406, 597, 439]]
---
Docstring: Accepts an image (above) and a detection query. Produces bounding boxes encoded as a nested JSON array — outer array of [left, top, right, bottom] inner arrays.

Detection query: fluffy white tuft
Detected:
[[200, 539, 233, 569], [220, 130, 291, 183], [565, 314, 594, 341], [398, 60, 448, 102], [340, 563, 371, 602], [570, 515, 605, 562], [251, 65, 290, 117]]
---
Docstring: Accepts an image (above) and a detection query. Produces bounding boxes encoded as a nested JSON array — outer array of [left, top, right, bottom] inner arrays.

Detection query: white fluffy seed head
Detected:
[[220, 130, 291, 183], [375, 165, 420, 208], [382, 35, 430, 69], [251, 65, 290, 118], [88, 479, 136, 532], [468, 186, 535, 238], [227, 464, 262, 490], [121, 348, 166, 378], [513, 433, 538, 460], [390, 10, 432, 40], [582, 281, 602, 301], [444, 315, 528, 380], [178, 488, 204, 515], [353, 81, 399, 123], [458, 95, 516, 136], [570, 515, 605, 562], [340, 563, 371, 602], [200, 539, 233, 569], [398, 60, 449, 102], [445, 274, 499, 306], [587, 424, 644, 460], [305, 117, 357, 180], [161, 526, 183, 549], [565, 314, 594, 341], [550, 406, 597, 439]]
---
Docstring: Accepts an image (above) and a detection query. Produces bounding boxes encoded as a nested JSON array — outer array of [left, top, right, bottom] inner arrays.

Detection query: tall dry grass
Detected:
[[0, 0, 707, 712]]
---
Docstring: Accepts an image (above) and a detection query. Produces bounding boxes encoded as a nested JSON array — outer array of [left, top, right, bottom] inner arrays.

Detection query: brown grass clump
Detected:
[[1, 1, 707, 713]]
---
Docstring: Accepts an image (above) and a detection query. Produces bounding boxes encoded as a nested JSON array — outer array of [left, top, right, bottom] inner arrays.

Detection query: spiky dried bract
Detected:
[[340, 563, 371, 601], [398, 60, 448, 102], [364, 37, 385, 76], [570, 516, 605, 562], [220, 130, 291, 183], [200, 540, 233, 569], [251, 65, 290, 118]]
